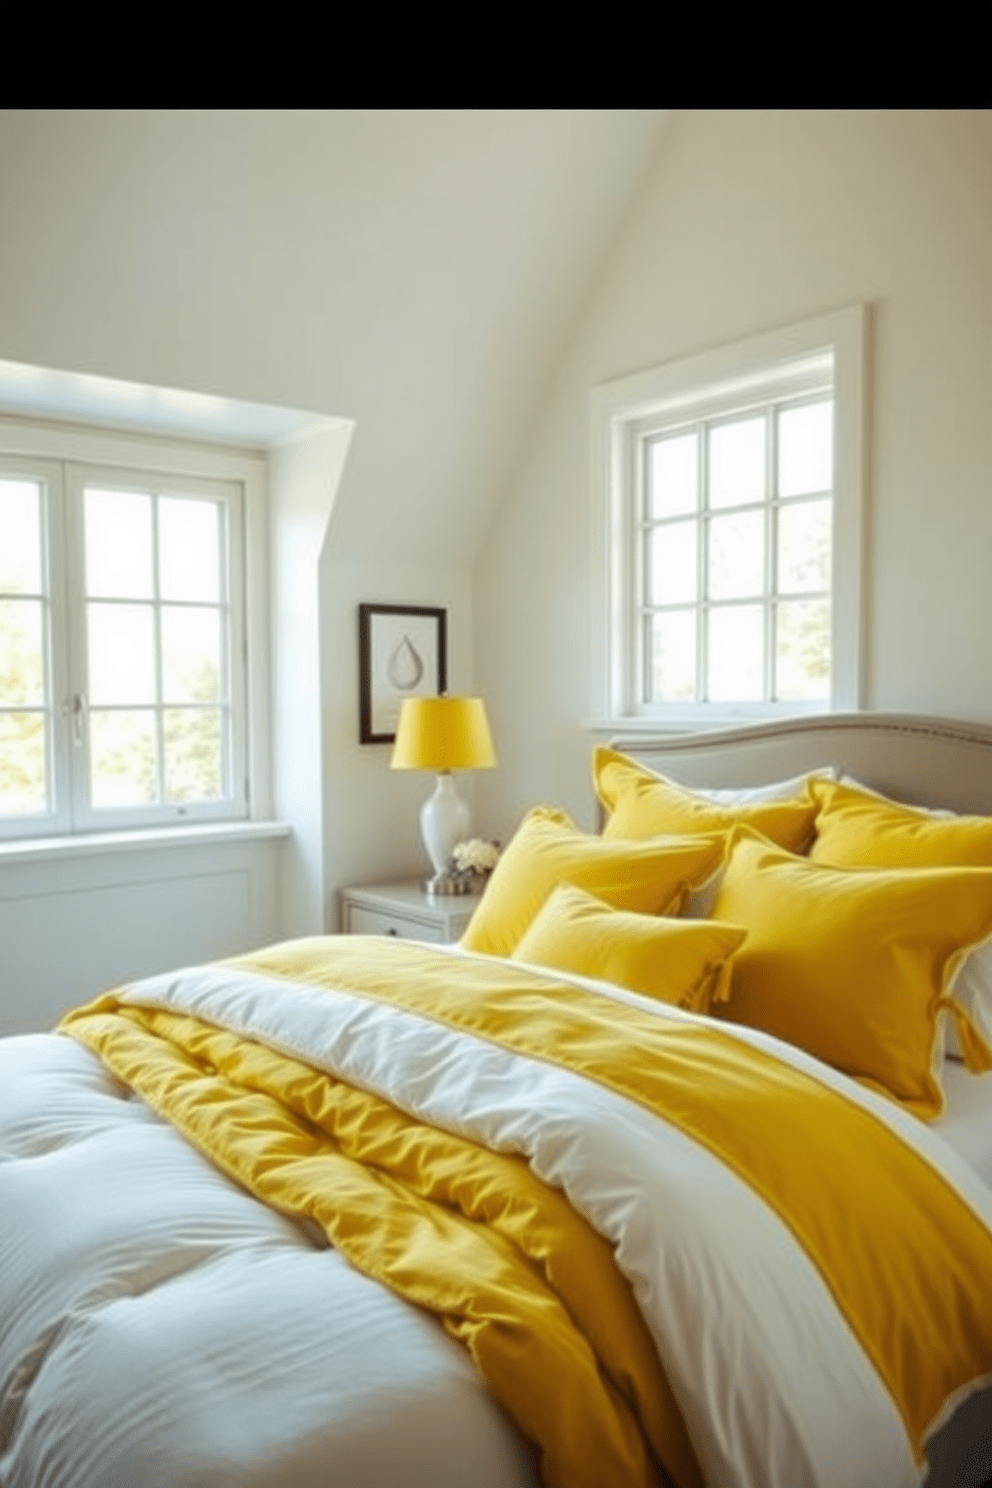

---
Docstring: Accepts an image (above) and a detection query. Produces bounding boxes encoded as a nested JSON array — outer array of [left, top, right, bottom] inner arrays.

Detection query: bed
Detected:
[[2, 711, 992, 1488]]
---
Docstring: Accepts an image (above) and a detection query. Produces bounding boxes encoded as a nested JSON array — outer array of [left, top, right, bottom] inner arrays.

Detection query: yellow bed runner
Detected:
[[61, 935, 992, 1487]]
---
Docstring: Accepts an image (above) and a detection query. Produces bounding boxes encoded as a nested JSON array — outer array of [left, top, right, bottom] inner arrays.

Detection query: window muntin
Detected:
[[640, 394, 834, 709], [0, 451, 247, 839]]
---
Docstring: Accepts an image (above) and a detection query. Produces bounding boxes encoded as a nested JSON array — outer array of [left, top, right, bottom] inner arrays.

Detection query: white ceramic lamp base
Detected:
[[420, 771, 470, 880]]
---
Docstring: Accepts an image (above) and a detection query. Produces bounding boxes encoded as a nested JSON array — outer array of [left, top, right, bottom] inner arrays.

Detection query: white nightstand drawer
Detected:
[[340, 881, 484, 946], [345, 903, 445, 943]]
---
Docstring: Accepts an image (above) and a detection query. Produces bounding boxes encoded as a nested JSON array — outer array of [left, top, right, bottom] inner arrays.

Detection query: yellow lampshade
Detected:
[[390, 696, 497, 772]]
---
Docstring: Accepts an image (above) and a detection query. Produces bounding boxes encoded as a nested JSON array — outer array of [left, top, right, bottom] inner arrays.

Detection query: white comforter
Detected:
[[1, 944, 991, 1488]]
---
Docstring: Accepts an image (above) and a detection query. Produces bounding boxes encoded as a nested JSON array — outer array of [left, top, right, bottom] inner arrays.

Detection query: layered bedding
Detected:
[[4, 716, 992, 1488], [0, 998, 540, 1488]]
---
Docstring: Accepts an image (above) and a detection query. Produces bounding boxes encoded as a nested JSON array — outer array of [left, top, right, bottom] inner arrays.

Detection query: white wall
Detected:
[[474, 109, 992, 840], [268, 422, 353, 937], [0, 111, 663, 1029], [0, 832, 284, 1034], [318, 555, 477, 920]]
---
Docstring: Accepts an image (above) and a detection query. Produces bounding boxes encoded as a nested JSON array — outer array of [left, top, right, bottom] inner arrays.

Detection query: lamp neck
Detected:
[[420, 771, 471, 875]]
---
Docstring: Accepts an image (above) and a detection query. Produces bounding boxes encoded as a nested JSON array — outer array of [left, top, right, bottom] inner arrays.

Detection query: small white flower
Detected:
[[452, 838, 500, 873]]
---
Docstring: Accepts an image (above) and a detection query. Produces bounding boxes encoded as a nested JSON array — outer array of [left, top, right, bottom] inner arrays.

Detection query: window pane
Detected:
[[87, 603, 156, 705], [165, 708, 223, 801], [162, 607, 221, 703], [707, 605, 764, 701], [778, 400, 833, 497], [775, 600, 831, 701], [0, 479, 42, 594], [90, 709, 158, 807], [778, 499, 831, 594], [708, 511, 764, 601], [0, 711, 46, 815], [160, 497, 221, 602], [0, 599, 44, 705], [649, 521, 697, 605], [85, 488, 153, 599], [648, 432, 697, 519], [708, 417, 765, 509], [648, 610, 696, 703]]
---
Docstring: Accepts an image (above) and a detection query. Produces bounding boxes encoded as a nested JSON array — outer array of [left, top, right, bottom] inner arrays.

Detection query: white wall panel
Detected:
[[0, 838, 282, 1034]]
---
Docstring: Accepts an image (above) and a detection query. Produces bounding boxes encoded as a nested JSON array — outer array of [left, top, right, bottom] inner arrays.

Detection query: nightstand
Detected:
[[339, 880, 485, 945]]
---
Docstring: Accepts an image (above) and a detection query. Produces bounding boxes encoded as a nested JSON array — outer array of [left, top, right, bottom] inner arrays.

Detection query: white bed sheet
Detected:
[[937, 1063, 992, 1188]]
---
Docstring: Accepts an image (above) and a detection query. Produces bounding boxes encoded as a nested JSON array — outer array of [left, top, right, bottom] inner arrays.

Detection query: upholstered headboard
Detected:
[[608, 712, 992, 817]]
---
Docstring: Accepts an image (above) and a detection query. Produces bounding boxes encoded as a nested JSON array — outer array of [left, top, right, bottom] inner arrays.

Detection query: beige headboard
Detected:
[[608, 712, 992, 817]]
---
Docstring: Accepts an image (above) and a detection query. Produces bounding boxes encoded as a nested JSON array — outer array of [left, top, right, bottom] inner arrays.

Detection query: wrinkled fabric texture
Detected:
[[3, 934, 992, 1487]]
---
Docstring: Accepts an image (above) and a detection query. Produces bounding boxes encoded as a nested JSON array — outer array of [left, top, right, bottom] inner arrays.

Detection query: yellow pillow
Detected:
[[460, 806, 725, 960], [511, 883, 747, 1011], [810, 779, 992, 1061], [594, 747, 818, 853], [709, 830, 992, 1120], [810, 777, 992, 868]]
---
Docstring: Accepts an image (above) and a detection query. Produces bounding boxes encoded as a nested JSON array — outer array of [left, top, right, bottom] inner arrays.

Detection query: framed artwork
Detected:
[[358, 603, 447, 744]]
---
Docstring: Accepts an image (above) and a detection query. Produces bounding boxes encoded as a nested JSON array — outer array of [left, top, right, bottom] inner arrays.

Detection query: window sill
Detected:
[[582, 703, 829, 737], [0, 820, 291, 866]]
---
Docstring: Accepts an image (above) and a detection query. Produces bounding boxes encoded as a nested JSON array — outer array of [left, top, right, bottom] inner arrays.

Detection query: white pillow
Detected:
[[838, 772, 955, 819], [697, 767, 836, 808], [949, 957, 992, 1060]]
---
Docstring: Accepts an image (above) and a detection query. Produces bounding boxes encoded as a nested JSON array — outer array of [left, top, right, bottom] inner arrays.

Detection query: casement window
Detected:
[[590, 307, 866, 726], [0, 440, 251, 840]]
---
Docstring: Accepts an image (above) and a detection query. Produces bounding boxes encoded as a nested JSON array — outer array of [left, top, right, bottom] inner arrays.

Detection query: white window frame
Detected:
[[589, 306, 867, 729], [0, 417, 268, 841]]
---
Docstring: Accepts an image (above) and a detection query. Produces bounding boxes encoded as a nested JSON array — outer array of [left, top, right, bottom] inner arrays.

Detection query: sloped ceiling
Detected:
[[0, 109, 669, 566]]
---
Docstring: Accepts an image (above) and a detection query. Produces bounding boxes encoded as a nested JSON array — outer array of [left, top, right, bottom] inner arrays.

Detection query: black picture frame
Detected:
[[358, 603, 448, 744]]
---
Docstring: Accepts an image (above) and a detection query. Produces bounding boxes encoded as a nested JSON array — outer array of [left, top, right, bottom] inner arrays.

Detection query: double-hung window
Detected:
[[1, 432, 251, 840], [591, 306, 866, 726]]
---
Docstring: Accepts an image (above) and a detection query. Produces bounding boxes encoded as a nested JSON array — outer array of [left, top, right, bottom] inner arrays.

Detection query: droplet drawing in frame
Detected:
[[387, 635, 425, 692], [358, 603, 448, 744]]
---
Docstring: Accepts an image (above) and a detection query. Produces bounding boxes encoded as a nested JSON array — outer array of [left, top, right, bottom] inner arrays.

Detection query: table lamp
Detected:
[[390, 695, 497, 892]]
